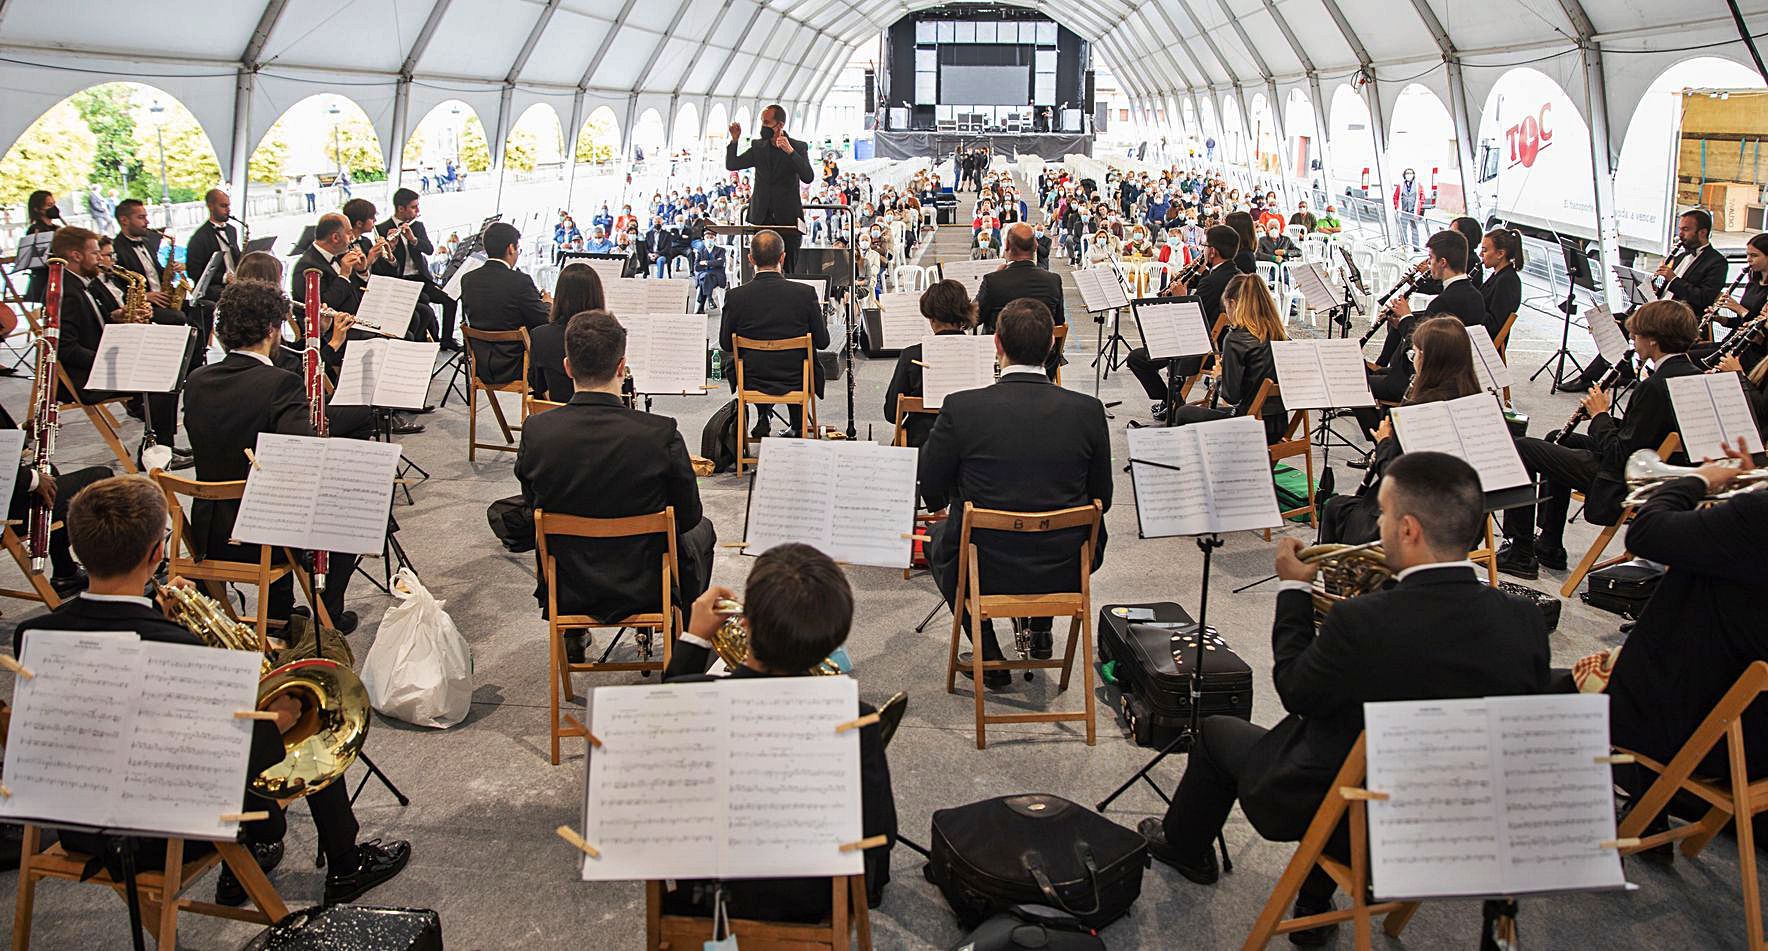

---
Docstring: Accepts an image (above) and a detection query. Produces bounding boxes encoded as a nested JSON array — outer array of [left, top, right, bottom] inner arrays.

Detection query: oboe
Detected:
[[27, 260, 64, 572], [1545, 349, 1633, 444], [303, 268, 329, 593], [1650, 240, 1686, 298], [1357, 265, 1425, 348]]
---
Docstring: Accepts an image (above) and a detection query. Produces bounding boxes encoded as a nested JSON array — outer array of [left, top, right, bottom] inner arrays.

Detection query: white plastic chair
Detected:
[[1140, 261, 1173, 294], [1255, 260, 1282, 290], [894, 265, 928, 293]]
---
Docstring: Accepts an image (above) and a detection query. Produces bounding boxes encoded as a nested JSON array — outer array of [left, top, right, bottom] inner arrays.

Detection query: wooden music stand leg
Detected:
[[1348, 800, 1373, 951], [1682, 803, 1733, 856], [830, 876, 847, 949], [13, 825, 41, 951], [645, 881, 663, 951], [157, 838, 184, 949], [850, 875, 873, 951]]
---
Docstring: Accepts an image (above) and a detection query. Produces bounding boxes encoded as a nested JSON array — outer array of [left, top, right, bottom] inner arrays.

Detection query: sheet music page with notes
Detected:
[[1584, 304, 1628, 364], [1133, 298, 1212, 360], [1487, 694, 1626, 894], [233, 433, 403, 554], [1668, 373, 1765, 458], [372, 340, 441, 409], [1127, 417, 1282, 537], [353, 275, 421, 338], [939, 259, 996, 298], [118, 641, 261, 838], [0, 632, 143, 831], [921, 334, 996, 409], [599, 277, 653, 317], [645, 279, 695, 315], [0, 429, 25, 509], [582, 258, 625, 288], [744, 439, 834, 557], [827, 443, 917, 568], [1292, 262, 1340, 312], [1269, 339, 1375, 409], [876, 292, 925, 350], [1464, 324, 1513, 392], [330, 338, 386, 407], [625, 315, 707, 395], [580, 678, 863, 881], [1072, 267, 1125, 312], [1392, 394, 1530, 491], [89, 323, 190, 393]]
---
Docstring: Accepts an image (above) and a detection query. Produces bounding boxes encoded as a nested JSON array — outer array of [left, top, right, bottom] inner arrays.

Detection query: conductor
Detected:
[[726, 104, 814, 272]]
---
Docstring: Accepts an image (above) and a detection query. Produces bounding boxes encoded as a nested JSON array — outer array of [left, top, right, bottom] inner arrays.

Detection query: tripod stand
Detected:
[[1096, 533, 1232, 871], [1531, 235, 1591, 387]]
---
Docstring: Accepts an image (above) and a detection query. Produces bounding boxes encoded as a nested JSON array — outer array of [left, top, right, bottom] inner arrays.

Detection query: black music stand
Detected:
[[1531, 235, 1594, 386]]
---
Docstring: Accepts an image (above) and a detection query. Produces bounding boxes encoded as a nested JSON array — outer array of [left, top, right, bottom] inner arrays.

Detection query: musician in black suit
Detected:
[[111, 199, 182, 319], [1140, 453, 1549, 940], [1477, 227, 1524, 337], [182, 280, 360, 631], [375, 188, 458, 348], [13, 476, 409, 907], [292, 213, 370, 315], [918, 300, 1113, 687], [717, 229, 827, 439], [726, 104, 814, 271], [1412, 216, 1485, 295], [660, 545, 896, 919], [1364, 230, 1485, 419], [976, 223, 1066, 341], [459, 221, 549, 386], [882, 279, 976, 449], [184, 189, 242, 305], [1498, 300, 1702, 579], [1561, 209, 1730, 392], [1128, 224, 1239, 419], [517, 310, 714, 662]]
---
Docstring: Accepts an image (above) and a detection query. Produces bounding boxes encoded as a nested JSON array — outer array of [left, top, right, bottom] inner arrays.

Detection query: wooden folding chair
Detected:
[[50, 362, 137, 473], [945, 501, 1102, 749], [534, 508, 681, 766], [733, 333, 817, 476], [461, 325, 532, 460], [890, 394, 938, 448], [1243, 734, 1421, 950], [525, 396, 566, 417], [1492, 312, 1519, 402], [1051, 324, 1068, 386], [1616, 661, 1768, 949], [645, 875, 871, 950], [0, 523, 61, 610], [1560, 433, 1681, 598], [152, 470, 332, 647], [12, 827, 289, 951], [1466, 517, 1500, 587], [1248, 381, 1316, 539]]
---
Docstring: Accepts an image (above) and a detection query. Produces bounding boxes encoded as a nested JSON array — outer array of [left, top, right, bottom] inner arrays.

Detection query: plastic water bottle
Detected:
[[710, 349, 722, 383]]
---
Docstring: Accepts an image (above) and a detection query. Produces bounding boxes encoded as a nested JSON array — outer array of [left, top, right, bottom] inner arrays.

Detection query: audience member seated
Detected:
[[917, 300, 1112, 687], [1255, 220, 1299, 263], [882, 279, 977, 449], [516, 310, 715, 664], [1139, 453, 1549, 944], [717, 229, 827, 439]]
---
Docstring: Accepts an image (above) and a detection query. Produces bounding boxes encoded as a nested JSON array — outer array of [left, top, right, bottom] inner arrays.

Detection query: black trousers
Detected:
[[8, 464, 111, 578], [928, 520, 1054, 662], [1126, 348, 1206, 404], [1317, 492, 1380, 546], [1502, 433, 1601, 551], [1163, 716, 1341, 905], [1352, 369, 1411, 435]]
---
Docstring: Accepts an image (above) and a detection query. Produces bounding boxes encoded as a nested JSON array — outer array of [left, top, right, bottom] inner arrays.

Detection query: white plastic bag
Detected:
[[359, 568, 473, 728]]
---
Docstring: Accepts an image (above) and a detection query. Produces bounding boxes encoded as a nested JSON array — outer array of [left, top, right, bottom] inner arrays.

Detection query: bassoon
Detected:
[[25, 260, 63, 572], [303, 268, 329, 593]]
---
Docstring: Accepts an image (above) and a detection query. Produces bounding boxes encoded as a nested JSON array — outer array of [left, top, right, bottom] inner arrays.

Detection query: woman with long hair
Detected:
[[1168, 274, 1288, 441], [22, 190, 63, 303], [1225, 210, 1259, 275], [1322, 316, 1483, 544], [1477, 227, 1525, 339], [530, 264, 607, 402], [1710, 234, 1768, 438], [882, 280, 978, 448]]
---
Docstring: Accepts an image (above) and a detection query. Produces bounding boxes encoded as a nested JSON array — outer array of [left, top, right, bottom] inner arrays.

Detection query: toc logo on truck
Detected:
[[1506, 103, 1554, 169]]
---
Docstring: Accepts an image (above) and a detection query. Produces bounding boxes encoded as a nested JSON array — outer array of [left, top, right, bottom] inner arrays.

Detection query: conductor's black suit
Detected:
[[726, 130, 815, 271]]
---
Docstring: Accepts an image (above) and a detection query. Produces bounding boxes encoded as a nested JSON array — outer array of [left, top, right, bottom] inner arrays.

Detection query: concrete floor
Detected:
[[2, 183, 1762, 949]]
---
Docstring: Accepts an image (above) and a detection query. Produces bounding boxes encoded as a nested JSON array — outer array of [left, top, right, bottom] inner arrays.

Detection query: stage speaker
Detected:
[[1084, 70, 1096, 113], [864, 70, 876, 117]]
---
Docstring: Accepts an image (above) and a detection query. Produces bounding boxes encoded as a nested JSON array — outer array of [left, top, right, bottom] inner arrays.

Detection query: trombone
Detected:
[[1621, 449, 1768, 506]]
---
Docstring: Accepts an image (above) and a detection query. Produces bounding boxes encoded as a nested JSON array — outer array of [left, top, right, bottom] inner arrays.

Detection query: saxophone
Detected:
[[161, 231, 192, 311], [158, 581, 370, 799], [102, 265, 152, 323]]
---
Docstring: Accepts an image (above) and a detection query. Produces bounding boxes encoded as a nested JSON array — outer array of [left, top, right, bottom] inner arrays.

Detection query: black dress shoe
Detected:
[[1495, 542, 1539, 580], [1553, 377, 1593, 394], [50, 570, 88, 598], [1288, 896, 1340, 947], [387, 415, 425, 435], [1137, 818, 1219, 884], [565, 632, 588, 665], [333, 611, 359, 636], [438, 339, 462, 352], [323, 839, 411, 905], [955, 652, 1011, 689], [216, 840, 285, 907], [1029, 628, 1054, 660], [1535, 541, 1569, 572], [411, 404, 437, 415]]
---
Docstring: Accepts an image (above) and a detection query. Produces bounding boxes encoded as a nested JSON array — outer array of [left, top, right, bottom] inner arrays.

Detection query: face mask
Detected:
[[859, 241, 871, 250], [43, 204, 60, 219], [1035, 230, 1045, 238]]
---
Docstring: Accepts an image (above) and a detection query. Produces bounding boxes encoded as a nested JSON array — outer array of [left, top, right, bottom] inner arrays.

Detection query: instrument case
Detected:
[[1498, 581, 1561, 631], [243, 905, 442, 950], [1097, 603, 1253, 748], [925, 793, 1149, 930], [1580, 562, 1665, 619]]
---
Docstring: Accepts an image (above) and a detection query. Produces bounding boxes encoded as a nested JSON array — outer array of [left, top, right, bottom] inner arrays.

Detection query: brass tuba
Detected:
[[1622, 449, 1768, 506], [1293, 541, 1394, 615], [159, 583, 370, 799], [102, 265, 152, 323], [712, 599, 844, 676]]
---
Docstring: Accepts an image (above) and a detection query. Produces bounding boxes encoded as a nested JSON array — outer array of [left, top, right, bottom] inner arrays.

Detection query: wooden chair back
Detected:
[[645, 875, 871, 950], [0, 525, 61, 609], [1247, 381, 1316, 537], [461, 325, 532, 459], [891, 394, 937, 448], [732, 333, 817, 475], [534, 507, 681, 765]]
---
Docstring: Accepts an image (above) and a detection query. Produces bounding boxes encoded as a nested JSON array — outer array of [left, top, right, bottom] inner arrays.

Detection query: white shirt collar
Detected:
[[233, 349, 273, 366], [1395, 559, 1479, 582], [1442, 273, 1469, 287], [999, 364, 1046, 377], [80, 591, 156, 609]]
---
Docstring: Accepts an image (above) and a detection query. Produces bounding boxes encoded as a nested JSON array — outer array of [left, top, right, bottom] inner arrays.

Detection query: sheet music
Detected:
[[745, 440, 916, 568], [1668, 373, 1765, 459], [0, 634, 259, 839], [1487, 695, 1626, 894], [0, 428, 26, 508], [1133, 298, 1212, 360], [1071, 267, 1127, 313], [582, 258, 626, 289], [939, 259, 997, 297], [875, 292, 926, 350], [330, 339, 439, 409], [790, 277, 829, 303], [1291, 262, 1340, 312], [1366, 695, 1626, 900], [352, 275, 423, 338], [441, 255, 484, 300], [921, 334, 996, 409], [1584, 304, 1628, 364], [1611, 265, 1654, 307], [11, 232, 53, 271], [1126, 416, 1283, 537], [1464, 324, 1513, 392], [625, 315, 707, 395], [1392, 394, 1530, 491], [1270, 339, 1376, 410], [580, 678, 863, 881], [88, 323, 190, 393], [233, 433, 403, 554], [644, 278, 695, 315]]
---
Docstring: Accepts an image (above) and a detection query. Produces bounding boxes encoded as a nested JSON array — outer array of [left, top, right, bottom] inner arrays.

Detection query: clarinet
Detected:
[[1357, 266, 1424, 349], [1651, 240, 1687, 298], [303, 269, 330, 593], [1545, 348, 1633, 444], [27, 260, 64, 572], [1698, 270, 1751, 340], [1699, 314, 1768, 370]]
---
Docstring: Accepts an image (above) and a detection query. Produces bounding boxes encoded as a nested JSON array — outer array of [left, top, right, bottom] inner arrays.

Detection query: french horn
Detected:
[[1622, 449, 1768, 507], [1293, 541, 1394, 615], [712, 599, 845, 676]]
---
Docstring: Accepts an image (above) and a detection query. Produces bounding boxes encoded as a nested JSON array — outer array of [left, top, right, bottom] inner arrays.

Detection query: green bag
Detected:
[[1272, 463, 1331, 523]]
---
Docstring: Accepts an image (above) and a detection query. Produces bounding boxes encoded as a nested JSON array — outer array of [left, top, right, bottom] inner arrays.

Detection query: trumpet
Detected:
[[1622, 449, 1768, 506], [712, 599, 844, 676], [1293, 541, 1394, 615]]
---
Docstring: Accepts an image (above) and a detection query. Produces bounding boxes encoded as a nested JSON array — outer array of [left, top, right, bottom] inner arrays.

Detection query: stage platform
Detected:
[[871, 130, 1093, 162]]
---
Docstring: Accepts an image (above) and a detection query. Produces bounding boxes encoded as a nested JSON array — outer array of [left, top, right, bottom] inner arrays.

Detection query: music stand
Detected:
[[1531, 236, 1595, 387], [289, 226, 318, 258], [11, 232, 52, 273]]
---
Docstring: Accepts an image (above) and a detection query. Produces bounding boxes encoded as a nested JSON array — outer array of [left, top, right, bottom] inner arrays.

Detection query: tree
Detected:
[[132, 101, 223, 203], [0, 101, 97, 206], [575, 112, 618, 165], [460, 116, 490, 173], [249, 118, 289, 185], [322, 113, 386, 183], [71, 84, 141, 195], [401, 126, 428, 170], [503, 125, 537, 173]]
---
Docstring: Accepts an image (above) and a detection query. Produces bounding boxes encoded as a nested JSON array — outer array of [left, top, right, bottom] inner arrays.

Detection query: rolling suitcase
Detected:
[[1097, 603, 1253, 748]]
